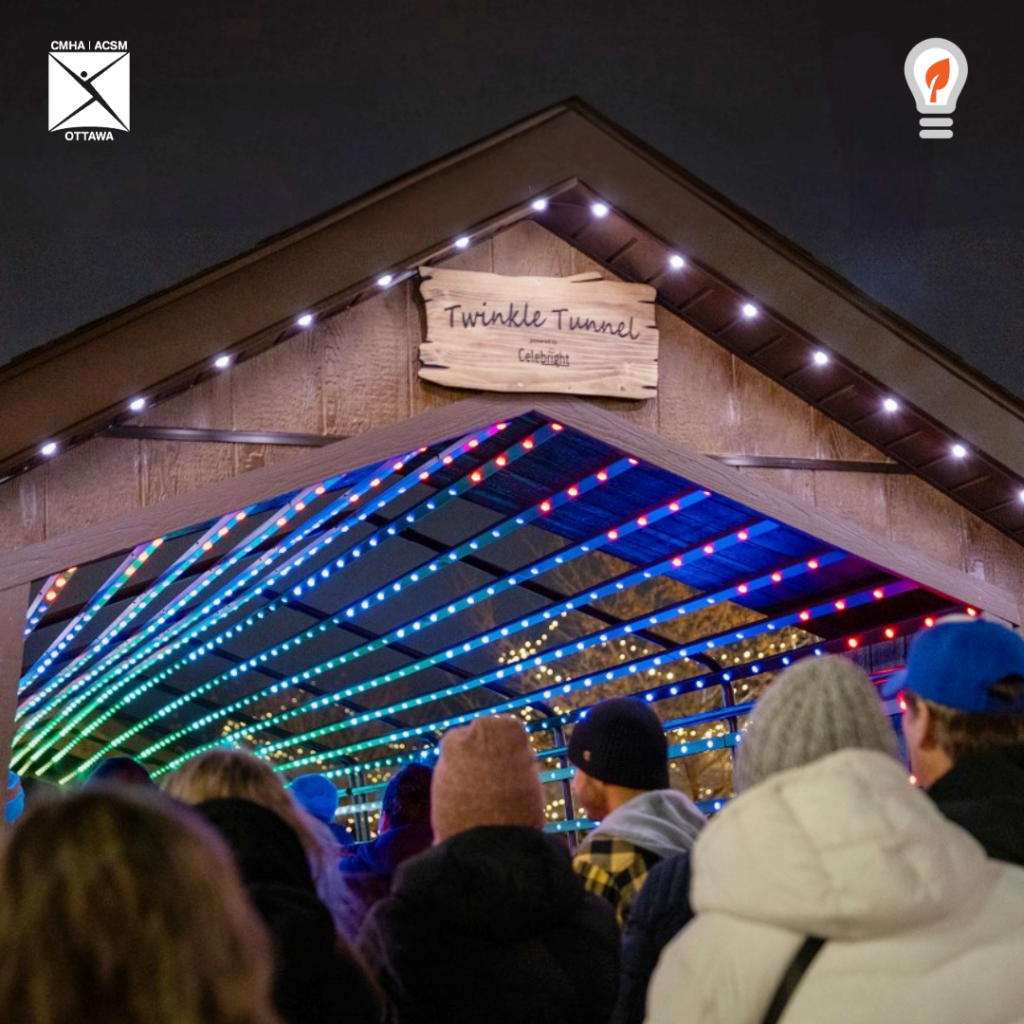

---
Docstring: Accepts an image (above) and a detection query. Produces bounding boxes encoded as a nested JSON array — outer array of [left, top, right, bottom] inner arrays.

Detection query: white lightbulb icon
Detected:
[[904, 38, 968, 139]]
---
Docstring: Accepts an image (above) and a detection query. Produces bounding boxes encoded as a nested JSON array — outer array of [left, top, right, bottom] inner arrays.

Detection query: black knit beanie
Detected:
[[567, 698, 670, 790]]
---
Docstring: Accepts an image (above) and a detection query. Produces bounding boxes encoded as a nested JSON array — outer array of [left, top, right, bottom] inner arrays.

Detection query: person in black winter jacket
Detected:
[[611, 851, 694, 1024], [358, 716, 619, 1024], [197, 798, 383, 1024]]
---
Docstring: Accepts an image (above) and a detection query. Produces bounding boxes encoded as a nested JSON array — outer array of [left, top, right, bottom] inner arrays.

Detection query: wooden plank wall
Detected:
[[1, 220, 1021, 621]]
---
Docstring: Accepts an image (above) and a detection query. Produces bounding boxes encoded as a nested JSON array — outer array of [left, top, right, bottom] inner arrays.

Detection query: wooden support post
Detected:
[[0, 584, 28, 833]]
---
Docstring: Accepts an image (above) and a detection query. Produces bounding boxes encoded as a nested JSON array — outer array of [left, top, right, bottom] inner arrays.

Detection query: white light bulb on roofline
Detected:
[[531, 198, 548, 212], [813, 350, 829, 366], [129, 397, 147, 412], [214, 355, 231, 370], [454, 236, 470, 249], [952, 443, 967, 458], [296, 313, 314, 328], [40, 442, 58, 457], [669, 254, 685, 269], [591, 202, 609, 218], [883, 397, 899, 412], [742, 303, 758, 319], [377, 274, 394, 288]]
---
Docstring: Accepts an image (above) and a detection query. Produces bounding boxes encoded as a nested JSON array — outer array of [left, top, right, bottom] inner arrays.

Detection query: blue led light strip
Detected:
[[266, 577, 916, 775], [251, 523, 813, 763], [61, 425, 556, 780], [148, 450, 643, 777]]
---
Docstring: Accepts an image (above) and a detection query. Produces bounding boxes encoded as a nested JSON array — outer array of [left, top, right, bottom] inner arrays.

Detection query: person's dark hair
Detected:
[[86, 756, 153, 787], [381, 763, 432, 829]]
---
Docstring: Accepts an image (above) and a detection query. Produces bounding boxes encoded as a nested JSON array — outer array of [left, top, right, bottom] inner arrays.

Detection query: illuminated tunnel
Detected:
[[8, 401, 984, 836]]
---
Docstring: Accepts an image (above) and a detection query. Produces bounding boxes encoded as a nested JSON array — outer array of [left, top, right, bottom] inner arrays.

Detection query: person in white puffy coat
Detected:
[[646, 655, 1024, 1024]]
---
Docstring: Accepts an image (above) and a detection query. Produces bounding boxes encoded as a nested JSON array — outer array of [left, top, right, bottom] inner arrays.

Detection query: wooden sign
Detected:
[[418, 267, 658, 400]]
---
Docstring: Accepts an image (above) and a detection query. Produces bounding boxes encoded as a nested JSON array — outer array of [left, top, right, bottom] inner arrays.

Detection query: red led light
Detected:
[[125, 566, 136, 577], [703, 544, 714, 555], [276, 517, 288, 527], [966, 607, 978, 617], [235, 511, 247, 521], [496, 456, 507, 467], [637, 516, 648, 527], [540, 501, 551, 512], [669, 502, 679, 512], [908, 774, 918, 786], [847, 637, 859, 649], [470, 471, 483, 483], [873, 589, 884, 599], [468, 439, 478, 448], [55, 577, 67, 588], [370, 479, 381, 488], [497, 423, 507, 430], [808, 559, 819, 569], [203, 541, 214, 551], [628, 457, 639, 465], [523, 439, 535, 450], [671, 556, 683, 568], [799, 610, 811, 621], [737, 531, 749, 541], [597, 471, 608, 482], [552, 423, 564, 432], [45, 590, 57, 602], [218, 527, 229, 537], [924, 617, 935, 628], [899, 696, 908, 712], [567, 486, 578, 497], [885, 627, 896, 639], [419, 471, 430, 481], [703, 490, 712, 496], [443, 456, 454, 465], [771, 572, 782, 583], [607, 529, 619, 540], [315, 486, 326, 496], [393, 462, 404, 471], [835, 600, 846, 611], [738, 584, 749, 594], [349, 494, 359, 503]]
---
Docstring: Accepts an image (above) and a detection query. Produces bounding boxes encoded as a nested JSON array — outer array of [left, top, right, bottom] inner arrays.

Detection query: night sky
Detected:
[[3, 1, 1022, 398]]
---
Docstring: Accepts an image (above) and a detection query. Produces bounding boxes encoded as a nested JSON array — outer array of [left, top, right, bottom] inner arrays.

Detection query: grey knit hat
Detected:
[[734, 655, 899, 792]]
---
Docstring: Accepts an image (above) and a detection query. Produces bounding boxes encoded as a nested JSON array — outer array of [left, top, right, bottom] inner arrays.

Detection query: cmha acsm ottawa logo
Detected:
[[49, 41, 129, 141]]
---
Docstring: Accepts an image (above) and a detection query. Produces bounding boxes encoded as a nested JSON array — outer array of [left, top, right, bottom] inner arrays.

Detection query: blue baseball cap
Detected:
[[880, 617, 1024, 713]]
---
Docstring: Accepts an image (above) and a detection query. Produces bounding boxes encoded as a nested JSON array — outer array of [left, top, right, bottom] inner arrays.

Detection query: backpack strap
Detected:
[[759, 936, 827, 1024]]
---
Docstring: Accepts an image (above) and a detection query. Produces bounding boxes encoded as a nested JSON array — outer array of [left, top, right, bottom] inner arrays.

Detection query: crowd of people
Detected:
[[1, 615, 1023, 1023]]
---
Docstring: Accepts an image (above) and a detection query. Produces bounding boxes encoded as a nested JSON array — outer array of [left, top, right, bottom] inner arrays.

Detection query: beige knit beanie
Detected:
[[431, 715, 546, 842], [734, 654, 900, 793]]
